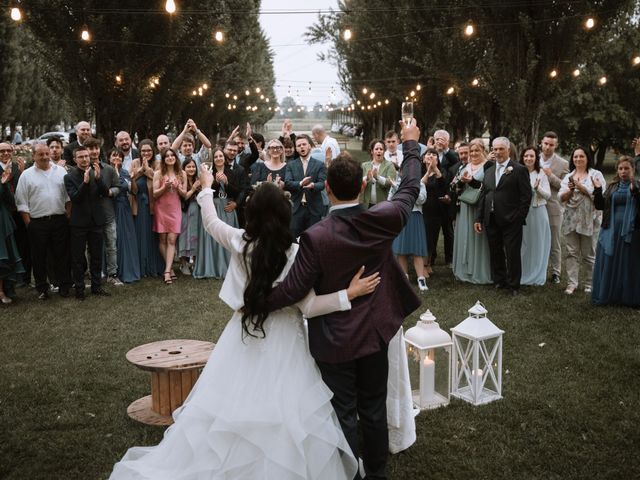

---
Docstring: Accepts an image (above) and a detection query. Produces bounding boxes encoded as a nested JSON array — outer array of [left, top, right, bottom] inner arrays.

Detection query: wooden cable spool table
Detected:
[[126, 339, 215, 426]]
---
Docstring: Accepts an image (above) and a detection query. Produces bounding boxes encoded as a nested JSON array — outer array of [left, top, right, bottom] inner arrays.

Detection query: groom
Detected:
[[266, 120, 423, 479]]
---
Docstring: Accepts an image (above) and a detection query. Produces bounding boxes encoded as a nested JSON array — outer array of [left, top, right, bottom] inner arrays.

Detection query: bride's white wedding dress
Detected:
[[109, 188, 414, 479]]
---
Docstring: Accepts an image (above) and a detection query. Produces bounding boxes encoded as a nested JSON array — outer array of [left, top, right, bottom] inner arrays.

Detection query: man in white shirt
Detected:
[[15, 143, 72, 299], [115, 131, 138, 172], [383, 130, 403, 169], [538, 131, 569, 284], [311, 124, 341, 166]]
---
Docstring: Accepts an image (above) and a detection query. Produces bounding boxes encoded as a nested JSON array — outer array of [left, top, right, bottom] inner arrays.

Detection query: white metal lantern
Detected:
[[404, 310, 452, 410], [450, 301, 504, 406]]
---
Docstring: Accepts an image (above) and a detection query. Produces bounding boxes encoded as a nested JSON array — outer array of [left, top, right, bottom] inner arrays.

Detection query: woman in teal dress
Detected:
[[592, 156, 640, 306], [193, 148, 238, 279], [130, 140, 164, 278], [109, 149, 140, 284], [0, 165, 25, 304], [451, 138, 492, 284], [519, 146, 552, 286]]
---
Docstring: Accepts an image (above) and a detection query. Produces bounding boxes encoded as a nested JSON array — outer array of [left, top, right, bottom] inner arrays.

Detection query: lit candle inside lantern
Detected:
[[420, 355, 435, 406], [473, 368, 483, 400]]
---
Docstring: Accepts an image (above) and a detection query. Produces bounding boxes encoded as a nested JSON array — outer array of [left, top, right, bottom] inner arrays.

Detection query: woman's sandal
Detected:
[[170, 270, 178, 280], [164, 272, 173, 285]]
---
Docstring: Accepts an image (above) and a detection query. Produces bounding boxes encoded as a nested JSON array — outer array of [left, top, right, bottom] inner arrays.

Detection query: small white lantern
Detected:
[[451, 301, 504, 406], [404, 310, 452, 410]]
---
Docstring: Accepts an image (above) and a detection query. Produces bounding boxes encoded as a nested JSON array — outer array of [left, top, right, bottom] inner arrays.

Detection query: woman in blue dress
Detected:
[[108, 149, 140, 284], [193, 148, 238, 279], [451, 139, 493, 284], [592, 156, 640, 306], [389, 174, 428, 291], [519, 146, 552, 286], [129, 139, 164, 277], [178, 158, 201, 275], [0, 164, 24, 304]]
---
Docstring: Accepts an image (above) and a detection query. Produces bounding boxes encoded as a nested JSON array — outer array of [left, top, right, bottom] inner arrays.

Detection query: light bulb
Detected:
[[573, 69, 580, 77], [464, 24, 474, 36], [10, 7, 21, 21], [214, 30, 224, 42], [81, 29, 90, 41], [598, 76, 607, 85], [343, 29, 352, 41], [165, 0, 176, 14], [550, 69, 558, 78], [471, 78, 479, 86], [585, 17, 595, 29], [446, 87, 455, 95], [632, 56, 640, 66]]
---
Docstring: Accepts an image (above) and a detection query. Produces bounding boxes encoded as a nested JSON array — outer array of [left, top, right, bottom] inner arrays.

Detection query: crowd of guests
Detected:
[[0, 119, 639, 308]]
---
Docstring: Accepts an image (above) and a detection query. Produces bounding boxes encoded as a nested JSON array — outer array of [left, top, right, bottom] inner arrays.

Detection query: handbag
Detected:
[[459, 185, 482, 205]]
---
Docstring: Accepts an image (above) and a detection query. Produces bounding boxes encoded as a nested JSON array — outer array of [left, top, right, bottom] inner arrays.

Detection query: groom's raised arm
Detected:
[[266, 232, 321, 313]]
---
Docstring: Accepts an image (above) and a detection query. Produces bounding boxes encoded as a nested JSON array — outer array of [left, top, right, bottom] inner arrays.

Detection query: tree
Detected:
[[15, 0, 275, 145], [308, 0, 637, 148]]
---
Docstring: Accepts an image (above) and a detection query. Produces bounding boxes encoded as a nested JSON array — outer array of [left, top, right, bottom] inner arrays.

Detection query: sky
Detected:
[[258, 0, 346, 108]]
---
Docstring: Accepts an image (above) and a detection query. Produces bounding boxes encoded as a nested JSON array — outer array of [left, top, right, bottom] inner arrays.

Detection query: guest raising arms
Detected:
[[178, 158, 201, 276], [558, 147, 606, 295], [519, 146, 551, 286], [592, 156, 640, 306], [153, 147, 187, 284]]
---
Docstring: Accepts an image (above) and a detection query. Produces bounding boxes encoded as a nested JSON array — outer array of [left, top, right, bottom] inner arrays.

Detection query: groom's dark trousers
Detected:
[[267, 141, 423, 479]]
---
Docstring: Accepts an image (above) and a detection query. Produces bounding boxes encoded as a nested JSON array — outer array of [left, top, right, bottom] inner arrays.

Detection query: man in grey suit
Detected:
[[539, 131, 569, 284], [284, 134, 327, 238]]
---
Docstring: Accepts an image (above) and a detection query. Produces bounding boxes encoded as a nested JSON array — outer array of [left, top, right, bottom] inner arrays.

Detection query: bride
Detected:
[[110, 166, 386, 479]]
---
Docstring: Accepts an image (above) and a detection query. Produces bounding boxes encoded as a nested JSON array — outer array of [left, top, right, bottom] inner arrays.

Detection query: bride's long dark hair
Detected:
[[241, 182, 293, 338]]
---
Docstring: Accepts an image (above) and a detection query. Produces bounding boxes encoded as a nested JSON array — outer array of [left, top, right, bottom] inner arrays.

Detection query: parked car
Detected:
[[37, 131, 69, 145]]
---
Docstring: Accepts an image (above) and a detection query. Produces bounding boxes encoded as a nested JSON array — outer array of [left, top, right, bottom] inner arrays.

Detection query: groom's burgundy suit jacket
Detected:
[[266, 141, 423, 364]]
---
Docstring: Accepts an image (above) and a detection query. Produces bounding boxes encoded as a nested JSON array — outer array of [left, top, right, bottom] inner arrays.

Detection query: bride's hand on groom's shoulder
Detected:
[[347, 266, 381, 300]]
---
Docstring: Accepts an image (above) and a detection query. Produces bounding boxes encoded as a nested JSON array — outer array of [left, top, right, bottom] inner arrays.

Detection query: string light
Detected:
[[572, 68, 581, 77], [598, 76, 607, 85], [549, 69, 558, 78], [192, 90, 197, 96], [633, 56, 640, 66], [81, 27, 90, 42], [165, 0, 176, 14], [464, 23, 474, 36], [343, 28, 352, 41], [245, 89, 250, 95], [210, 102, 214, 107], [214, 30, 224, 42], [369, 92, 375, 99], [416, 84, 422, 91], [115, 75, 122, 84], [446, 86, 455, 95], [10, 7, 22, 22], [203, 83, 208, 90], [384, 99, 389, 104], [255, 87, 261, 93], [585, 17, 595, 29], [409, 90, 416, 97], [471, 78, 479, 86], [232, 95, 238, 100], [362, 87, 368, 94]]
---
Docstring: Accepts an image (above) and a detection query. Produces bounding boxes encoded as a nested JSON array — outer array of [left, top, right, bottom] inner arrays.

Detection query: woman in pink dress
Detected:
[[153, 148, 187, 284]]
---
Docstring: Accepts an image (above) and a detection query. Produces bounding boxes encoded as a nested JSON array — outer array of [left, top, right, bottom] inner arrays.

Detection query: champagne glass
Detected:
[[401, 102, 414, 124]]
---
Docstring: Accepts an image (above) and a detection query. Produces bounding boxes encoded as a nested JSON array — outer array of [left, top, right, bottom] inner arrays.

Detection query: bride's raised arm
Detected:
[[196, 165, 244, 253], [296, 266, 380, 318]]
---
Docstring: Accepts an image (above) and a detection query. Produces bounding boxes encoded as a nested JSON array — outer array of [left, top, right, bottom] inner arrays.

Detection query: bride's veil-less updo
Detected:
[[241, 182, 294, 338]]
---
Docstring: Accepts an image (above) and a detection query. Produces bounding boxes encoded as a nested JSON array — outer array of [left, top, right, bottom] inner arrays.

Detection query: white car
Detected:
[[37, 131, 70, 145]]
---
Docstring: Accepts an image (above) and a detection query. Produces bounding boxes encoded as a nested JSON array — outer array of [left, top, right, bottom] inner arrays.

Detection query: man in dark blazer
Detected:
[[223, 140, 250, 227], [474, 137, 532, 295], [432, 129, 459, 265], [64, 146, 111, 299], [267, 121, 423, 479], [284, 134, 327, 238], [63, 121, 106, 166]]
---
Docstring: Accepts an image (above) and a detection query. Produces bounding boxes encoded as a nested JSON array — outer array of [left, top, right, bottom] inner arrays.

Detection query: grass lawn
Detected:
[[1, 261, 639, 479]]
